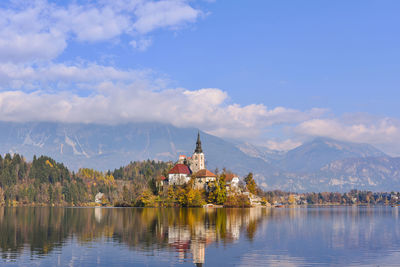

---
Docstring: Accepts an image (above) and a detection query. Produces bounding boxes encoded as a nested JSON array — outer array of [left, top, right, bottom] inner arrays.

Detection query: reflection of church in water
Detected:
[[167, 208, 264, 266]]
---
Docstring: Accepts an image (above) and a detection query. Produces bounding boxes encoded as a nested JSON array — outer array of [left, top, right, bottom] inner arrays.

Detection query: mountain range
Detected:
[[0, 121, 399, 192]]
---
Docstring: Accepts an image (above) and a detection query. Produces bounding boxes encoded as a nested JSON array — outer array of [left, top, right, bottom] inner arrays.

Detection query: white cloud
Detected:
[[132, 0, 202, 34], [0, 60, 329, 142], [52, 4, 131, 42], [130, 37, 153, 51], [0, 2, 66, 63], [0, 62, 154, 91], [0, 31, 66, 63], [0, 0, 203, 63], [296, 118, 400, 155], [296, 118, 400, 144], [265, 139, 302, 151], [0, 69, 322, 142]]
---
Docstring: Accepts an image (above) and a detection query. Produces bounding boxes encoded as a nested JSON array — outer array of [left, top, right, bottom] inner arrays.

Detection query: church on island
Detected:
[[167, 132, 238, 191]]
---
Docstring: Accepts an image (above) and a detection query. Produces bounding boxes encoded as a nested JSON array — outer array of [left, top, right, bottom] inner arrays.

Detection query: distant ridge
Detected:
[[277, 137, 387, 173], [0, 121, 399, 192], [0, 121, 272, 176]]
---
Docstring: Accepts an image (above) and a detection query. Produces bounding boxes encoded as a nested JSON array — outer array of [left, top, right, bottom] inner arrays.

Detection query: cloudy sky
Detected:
[[0, 0, 399, 154]]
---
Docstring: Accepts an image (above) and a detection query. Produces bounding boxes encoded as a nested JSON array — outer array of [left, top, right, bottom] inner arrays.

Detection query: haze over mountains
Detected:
[[0, 121, 399, 192]]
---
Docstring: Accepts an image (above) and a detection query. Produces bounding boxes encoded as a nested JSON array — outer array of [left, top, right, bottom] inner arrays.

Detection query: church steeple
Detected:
[[195, 131, 203, 153], [190, 131, 205, 173]]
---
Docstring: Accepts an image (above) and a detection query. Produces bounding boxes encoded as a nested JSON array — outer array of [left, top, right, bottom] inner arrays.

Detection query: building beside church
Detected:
[[193, 169, 217, 190], [225, 173, 240, 192], [168, 164, 192, 185]]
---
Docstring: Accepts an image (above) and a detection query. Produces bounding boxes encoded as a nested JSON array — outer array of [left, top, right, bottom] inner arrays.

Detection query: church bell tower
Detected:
[[190, 132, 205, 173]]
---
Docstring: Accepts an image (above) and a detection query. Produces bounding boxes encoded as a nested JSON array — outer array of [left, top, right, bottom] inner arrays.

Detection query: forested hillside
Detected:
[[0, 153, 260, 207], [0, 153, 173, 206]]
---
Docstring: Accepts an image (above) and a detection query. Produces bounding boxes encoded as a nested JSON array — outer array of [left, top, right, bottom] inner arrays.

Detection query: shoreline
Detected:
[[0, 203, 398, 208]]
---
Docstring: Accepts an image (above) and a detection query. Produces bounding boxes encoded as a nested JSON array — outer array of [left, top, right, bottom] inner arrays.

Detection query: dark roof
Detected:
[[194, 131, 203, 153], [168, 164, 191, 175], [194, 169, 216, 178]]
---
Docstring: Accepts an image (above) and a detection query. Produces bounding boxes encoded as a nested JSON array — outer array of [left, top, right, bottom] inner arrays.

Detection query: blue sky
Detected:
[[0, 0, 399, 154]]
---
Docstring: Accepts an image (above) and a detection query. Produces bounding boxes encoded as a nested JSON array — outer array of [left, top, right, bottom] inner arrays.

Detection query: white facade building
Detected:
[[168, 164, 191, 185]]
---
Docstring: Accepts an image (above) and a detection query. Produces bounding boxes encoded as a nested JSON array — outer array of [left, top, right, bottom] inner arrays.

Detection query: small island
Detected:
[[121, 132, 265, 207]]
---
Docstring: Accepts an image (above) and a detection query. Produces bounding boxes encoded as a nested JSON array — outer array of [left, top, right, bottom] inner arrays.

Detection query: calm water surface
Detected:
[[0, 207, 399, 266]]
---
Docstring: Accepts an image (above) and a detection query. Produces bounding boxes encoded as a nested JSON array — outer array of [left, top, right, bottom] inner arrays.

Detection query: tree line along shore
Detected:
[[0, 153, 399, 207]]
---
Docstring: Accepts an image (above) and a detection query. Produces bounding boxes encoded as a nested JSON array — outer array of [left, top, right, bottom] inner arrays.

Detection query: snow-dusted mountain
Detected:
[[0, 121, 399, 192], [0, 121, 273, 176], [278, 137, 386, 173]]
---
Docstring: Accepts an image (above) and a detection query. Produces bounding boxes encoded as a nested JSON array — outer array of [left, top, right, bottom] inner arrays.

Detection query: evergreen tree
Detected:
[[216, 175, 227, 205], [244, 172, 257, 194]]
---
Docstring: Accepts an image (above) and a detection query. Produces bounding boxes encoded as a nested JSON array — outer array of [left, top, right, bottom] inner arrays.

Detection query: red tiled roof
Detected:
[[168, 164, 191, 175], [194, 169, 216, 178], [225, 173, 238, 182], [160, 176, 166, 180]]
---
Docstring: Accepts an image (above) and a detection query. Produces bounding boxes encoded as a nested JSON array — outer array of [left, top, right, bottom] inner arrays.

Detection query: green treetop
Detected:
[[244, 172, 257, 194]]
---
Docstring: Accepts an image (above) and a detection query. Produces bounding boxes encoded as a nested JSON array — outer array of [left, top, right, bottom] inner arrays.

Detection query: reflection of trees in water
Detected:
[[0, 207, 69, 259], [1, 207, 398, 265], [0, 207, 267, 264]]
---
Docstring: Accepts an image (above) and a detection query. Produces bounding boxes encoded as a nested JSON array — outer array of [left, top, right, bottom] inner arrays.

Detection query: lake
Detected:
[[0, 207, 399, 266]]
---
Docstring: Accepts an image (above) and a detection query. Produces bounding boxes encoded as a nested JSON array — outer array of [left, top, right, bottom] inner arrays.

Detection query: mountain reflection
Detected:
[[0, 207, 266, 266], [0, 207, 399, 266]]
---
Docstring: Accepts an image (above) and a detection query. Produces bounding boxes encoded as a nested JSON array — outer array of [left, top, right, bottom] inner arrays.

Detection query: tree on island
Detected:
[[207, 174, 227, 205], [244, 172, 257, 194]]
